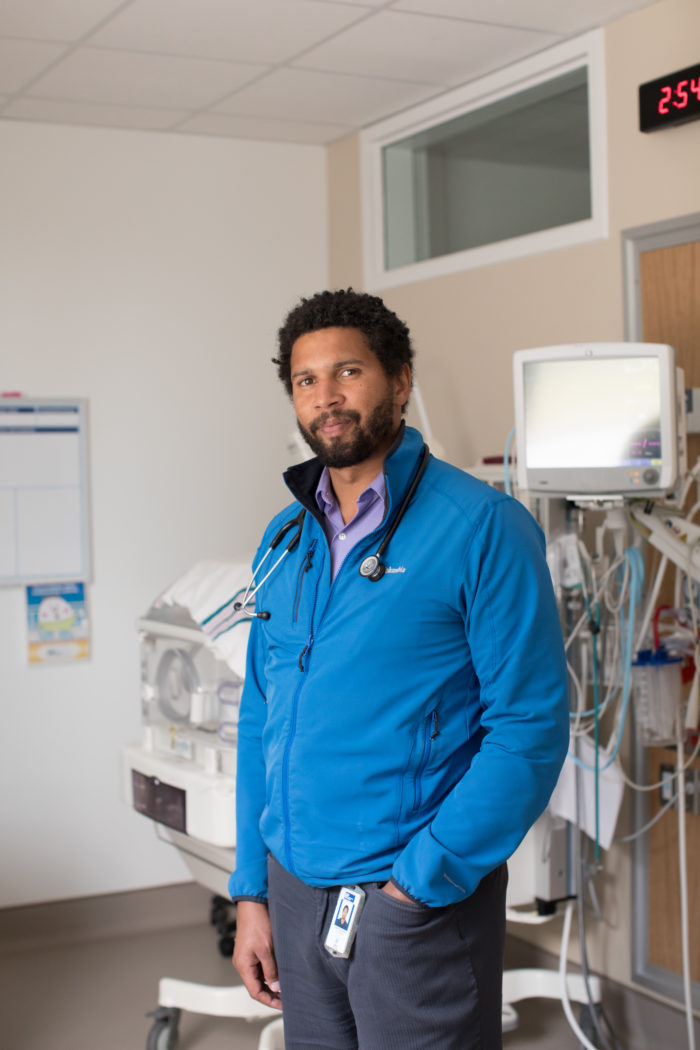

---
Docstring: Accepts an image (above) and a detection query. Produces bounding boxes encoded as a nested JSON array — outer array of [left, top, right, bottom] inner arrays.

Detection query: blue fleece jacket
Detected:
[[228, 425, 569, 907]]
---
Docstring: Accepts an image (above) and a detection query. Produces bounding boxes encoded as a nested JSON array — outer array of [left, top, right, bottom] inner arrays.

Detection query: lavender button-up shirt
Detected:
[[315, 467, 387, 580]]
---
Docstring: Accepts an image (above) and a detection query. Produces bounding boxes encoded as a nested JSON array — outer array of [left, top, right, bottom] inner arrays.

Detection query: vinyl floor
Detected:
[[0, 917, 588, 1050]]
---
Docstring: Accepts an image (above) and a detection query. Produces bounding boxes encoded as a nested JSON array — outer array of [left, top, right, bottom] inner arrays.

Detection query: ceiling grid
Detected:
[[0, 0, 658, 143]]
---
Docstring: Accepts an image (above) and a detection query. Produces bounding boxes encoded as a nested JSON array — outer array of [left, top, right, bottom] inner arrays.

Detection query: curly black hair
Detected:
[[274, 288, 414, 398]]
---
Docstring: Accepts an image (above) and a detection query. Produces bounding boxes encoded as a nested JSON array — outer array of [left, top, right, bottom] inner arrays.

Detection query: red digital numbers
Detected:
[[641, 63, 700, 132], [673, 80, 688, 108], [659, 77, 700, 115]]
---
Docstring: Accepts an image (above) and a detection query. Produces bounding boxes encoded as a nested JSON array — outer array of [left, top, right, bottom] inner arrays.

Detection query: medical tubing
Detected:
[[619, 727, 700, 793], [618, 793, 678, 841], [565, 556, 627, 652], [634, 553, 669, 653], [569, 612, 621, 724], [568, 546, 643, 774], [677, 735, 697, 1050], [581, 595, 602, 860], [574, 762, 618, 1050], [559, 900, 604, 1050]]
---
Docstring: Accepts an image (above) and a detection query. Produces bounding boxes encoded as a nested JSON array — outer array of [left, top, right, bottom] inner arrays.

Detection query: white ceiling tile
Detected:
[[0, 38, 67, 94], [26, 48, 267, 110], [90, 0, 368, 64], [0, 0, 661, 145], [295, 10, 557, 86], [2, 96, 188, 130], [0, 0, 125, 42], [179, 111, 350, 144], [393, 0, 657, 35], [214, 67, 439, 126]]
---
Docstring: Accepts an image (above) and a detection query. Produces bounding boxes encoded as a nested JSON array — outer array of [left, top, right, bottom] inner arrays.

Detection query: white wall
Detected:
[[0, 120, 327, 908]]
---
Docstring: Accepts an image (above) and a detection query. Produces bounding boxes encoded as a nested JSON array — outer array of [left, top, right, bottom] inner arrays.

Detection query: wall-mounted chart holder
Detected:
[[0, 397, 91, 587]]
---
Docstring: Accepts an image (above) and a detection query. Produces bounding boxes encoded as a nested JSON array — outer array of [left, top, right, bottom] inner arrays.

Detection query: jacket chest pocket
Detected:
[[413, 709, 439, 810], [292, 539, 318, 624]]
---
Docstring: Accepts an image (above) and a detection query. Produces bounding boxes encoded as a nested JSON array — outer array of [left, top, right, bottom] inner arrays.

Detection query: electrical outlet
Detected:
[[659, 763, 700, 813], [660, 763, 674, 806]]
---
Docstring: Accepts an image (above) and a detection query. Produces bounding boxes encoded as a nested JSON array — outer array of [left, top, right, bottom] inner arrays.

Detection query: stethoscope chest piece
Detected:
[[359, 554, 385, 582], [357, 443, 429, 584]]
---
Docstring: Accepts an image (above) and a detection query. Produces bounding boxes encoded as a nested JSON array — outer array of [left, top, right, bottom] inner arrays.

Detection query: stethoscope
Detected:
[[235, 444, 430, 619], [234, 508, 307, 621]]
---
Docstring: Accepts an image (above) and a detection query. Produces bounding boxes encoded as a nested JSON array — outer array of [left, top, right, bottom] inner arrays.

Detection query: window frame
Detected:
[[360, 30, 608, 290]]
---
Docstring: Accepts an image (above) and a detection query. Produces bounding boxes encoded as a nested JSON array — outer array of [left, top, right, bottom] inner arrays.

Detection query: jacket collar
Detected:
[[283, 422, 425, 520]]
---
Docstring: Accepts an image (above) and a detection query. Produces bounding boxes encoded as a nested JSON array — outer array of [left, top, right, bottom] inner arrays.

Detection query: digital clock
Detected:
[[639, 61, 700, 132]]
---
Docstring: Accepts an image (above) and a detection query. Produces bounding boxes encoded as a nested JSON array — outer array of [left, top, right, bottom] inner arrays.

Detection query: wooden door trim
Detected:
[[623, 212, 700, 343], [623, 213, 700, 1006]]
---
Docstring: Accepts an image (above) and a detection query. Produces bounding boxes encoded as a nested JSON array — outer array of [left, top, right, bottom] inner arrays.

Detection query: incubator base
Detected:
[[144, 961, 601, 1049]]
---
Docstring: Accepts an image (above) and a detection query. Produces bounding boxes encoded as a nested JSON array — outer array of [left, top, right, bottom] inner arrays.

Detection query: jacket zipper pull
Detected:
[[430, 711, 440, 740], [298, 644, 308, 672]]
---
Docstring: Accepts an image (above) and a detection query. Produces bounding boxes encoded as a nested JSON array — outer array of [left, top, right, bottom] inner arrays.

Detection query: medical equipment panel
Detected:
[[122, 562, 252, 852], [513, 342, 682, 498]]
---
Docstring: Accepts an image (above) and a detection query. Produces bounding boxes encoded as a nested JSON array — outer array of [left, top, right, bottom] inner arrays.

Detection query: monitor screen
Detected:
[[513, 343, 678, 498]]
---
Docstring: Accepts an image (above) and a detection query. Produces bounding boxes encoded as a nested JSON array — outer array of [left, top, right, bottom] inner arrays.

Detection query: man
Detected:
[[229, 289, 569, 1050]]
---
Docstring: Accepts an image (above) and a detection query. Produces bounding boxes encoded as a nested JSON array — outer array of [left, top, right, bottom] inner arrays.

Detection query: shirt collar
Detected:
[[315, 466, 386, 517]]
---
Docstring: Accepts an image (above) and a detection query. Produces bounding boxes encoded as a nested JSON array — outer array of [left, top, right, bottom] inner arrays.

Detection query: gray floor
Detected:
[[0, 913, 586, 1050]]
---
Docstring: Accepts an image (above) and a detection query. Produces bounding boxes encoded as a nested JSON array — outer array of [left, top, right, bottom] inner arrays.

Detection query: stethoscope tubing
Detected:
[[235, 509, 307, 616], [240, 444, 429, 613]]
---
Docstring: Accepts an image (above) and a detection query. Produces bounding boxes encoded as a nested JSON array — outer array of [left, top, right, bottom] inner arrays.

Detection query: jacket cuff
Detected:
[[228, 864, 268, 902], [387, 877, 425, 906]]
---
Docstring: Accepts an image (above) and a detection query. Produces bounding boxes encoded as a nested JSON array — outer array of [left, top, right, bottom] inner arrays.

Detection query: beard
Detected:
[[298, 393, 397, 469]]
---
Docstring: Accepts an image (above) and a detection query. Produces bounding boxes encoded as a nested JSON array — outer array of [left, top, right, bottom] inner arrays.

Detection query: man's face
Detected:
[[290, 327, 410, 470]]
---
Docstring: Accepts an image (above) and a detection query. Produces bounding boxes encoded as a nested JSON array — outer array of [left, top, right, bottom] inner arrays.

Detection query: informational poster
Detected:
[[0, 399, 91, 586], [26, 581, 90, 664]]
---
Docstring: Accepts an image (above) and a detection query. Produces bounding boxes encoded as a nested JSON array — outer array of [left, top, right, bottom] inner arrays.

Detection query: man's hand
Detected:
[[380, 881, 412, 903], [232, 901, 282, 1010]]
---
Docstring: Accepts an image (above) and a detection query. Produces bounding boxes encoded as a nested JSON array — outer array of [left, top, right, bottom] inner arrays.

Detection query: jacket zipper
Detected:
[[292, 539, 317, 624], [281, 672, 306, 873], [414, 710, 439, 810]]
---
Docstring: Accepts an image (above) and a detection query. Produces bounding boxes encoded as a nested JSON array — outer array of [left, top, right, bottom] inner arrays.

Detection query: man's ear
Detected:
[[394, 363, 412, 409]]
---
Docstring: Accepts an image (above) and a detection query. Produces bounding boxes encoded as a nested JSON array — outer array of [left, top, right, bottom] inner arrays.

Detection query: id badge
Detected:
[[323, 885, 366, 958]]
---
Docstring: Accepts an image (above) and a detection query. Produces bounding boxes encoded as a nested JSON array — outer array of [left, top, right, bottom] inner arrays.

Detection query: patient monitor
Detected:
[[513, 342, 683, 500]]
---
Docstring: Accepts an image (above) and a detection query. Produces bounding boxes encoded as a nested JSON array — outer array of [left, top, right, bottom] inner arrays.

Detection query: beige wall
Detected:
[[327, 0, 700, 1001], [328, 0, 700, 469]]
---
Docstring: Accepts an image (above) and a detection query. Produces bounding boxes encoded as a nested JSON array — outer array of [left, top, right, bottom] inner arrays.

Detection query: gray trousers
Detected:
[[266, 854, 507, 1050]]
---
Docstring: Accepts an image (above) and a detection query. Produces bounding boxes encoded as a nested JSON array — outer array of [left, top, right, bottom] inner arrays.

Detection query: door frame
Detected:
[[622, 211, 700, 1004], [623, 211, 700, 342]]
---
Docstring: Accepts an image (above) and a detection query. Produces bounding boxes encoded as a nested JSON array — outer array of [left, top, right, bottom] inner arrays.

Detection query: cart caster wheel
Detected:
[[218, 932, 235, 957], [210, 894, 230, 925], [146, 1006, 181, 1050]]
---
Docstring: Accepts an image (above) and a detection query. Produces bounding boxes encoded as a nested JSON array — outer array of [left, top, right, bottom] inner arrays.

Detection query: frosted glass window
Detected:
[[382, 68, 590, 271]]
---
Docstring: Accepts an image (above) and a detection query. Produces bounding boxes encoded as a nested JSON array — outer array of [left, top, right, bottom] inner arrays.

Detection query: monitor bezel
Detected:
[[513, 342, 678, 499]]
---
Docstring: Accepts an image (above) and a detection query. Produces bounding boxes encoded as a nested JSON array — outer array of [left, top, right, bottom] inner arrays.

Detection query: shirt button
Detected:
[[339, 532, 347, 541]]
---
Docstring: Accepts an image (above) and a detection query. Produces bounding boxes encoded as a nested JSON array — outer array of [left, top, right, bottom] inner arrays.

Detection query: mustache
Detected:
[[309, 410, 360, 435]]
